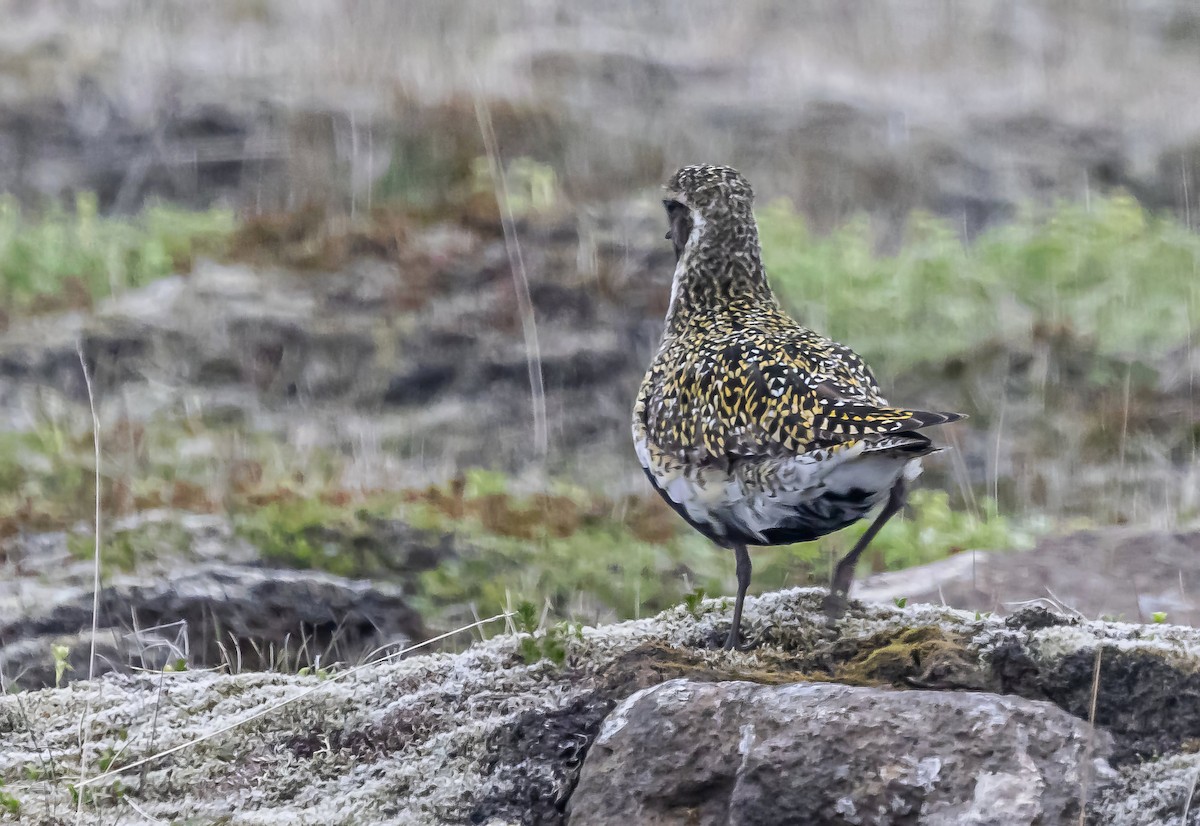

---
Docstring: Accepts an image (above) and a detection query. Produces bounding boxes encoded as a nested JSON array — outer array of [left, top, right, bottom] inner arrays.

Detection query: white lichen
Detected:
[[1, 588, 1197, 825]]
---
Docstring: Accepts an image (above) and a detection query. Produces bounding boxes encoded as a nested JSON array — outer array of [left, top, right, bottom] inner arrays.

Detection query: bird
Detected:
[[632, 164, 965, 650]]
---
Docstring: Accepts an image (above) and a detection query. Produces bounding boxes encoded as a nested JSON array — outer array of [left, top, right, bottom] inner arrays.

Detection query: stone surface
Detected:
[[1, 589, 1200, 824], [569, 679, 1113, 826]]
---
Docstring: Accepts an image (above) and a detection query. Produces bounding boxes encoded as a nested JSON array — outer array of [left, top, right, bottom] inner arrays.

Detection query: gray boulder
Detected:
[[570, 678, 1113, 826]]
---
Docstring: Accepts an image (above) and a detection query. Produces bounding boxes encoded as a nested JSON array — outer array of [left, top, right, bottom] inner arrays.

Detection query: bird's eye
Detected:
[[663, 200, 692, 260]]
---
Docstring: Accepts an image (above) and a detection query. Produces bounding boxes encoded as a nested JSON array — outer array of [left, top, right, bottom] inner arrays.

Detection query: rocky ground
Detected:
[[4, 590, 1200, 825]]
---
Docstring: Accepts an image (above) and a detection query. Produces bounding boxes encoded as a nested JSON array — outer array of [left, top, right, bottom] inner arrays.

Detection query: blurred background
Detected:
[[1, 0, 1198, 689]]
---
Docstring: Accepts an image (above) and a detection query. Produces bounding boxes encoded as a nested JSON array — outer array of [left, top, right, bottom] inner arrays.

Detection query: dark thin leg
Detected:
[[825, 479, 908, 616], [724, 543, 752, 650]]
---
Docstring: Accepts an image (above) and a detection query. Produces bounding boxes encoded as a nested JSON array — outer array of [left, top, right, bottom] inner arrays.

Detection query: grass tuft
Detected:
[[0, 194, 234, 318]]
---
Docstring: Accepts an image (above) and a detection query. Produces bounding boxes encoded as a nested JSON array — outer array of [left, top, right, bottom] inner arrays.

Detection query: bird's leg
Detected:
[[724, 543, 752, 650], [824, 479, 908, 616]]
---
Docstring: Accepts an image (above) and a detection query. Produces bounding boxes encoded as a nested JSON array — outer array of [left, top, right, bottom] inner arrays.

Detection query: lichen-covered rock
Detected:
[[3, 589, 1200, 825], [1095, 750, 1200, 826], [1, 562, 424, 690], [568, 679, 1113, 826]]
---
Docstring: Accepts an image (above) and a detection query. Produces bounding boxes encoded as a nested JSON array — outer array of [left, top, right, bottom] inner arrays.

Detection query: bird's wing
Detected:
[[644, 322, 963, 462]]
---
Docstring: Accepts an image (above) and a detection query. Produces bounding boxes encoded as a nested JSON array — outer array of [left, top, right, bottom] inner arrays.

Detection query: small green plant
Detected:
[[0, 782, 19, 818], [893, 597, 908, 609], [68, 780, 125, 808], [974, 611, 993, 621], [560, 621, 585, 642], [297, 665, 335, 679], [471, 156, 560, 215], [1153, 612, 1168, 624], [96, 745, 119, 774], [683, 587, 708, 617], [512, 600, 571, 666], [51, 644, 71, 688], [513, 600, 540, 635]]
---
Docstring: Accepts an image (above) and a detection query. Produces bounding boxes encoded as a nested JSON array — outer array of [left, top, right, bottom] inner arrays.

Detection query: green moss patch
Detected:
[[66, 519, 191, 574], [834, 625, 987, 689]]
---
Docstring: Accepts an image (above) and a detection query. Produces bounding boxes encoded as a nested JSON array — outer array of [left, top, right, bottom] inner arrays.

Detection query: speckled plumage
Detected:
[[633, 164, 964, 647]]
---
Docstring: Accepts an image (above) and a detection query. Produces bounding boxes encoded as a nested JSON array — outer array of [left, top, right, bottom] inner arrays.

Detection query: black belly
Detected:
[[641, 466, 880, 549]]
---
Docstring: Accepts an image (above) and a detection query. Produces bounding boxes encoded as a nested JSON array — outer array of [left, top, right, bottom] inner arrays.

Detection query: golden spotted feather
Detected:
[[637, 299, 959, 465]]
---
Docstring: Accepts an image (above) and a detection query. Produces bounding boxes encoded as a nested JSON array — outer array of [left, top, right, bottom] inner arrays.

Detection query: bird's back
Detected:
[[636, 300, 932, 464]]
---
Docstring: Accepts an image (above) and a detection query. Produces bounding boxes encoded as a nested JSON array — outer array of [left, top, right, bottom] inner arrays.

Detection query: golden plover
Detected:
[[633, 164, 965, 649]]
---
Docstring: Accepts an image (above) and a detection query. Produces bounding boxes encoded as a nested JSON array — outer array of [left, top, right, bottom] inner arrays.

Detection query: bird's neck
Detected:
[[663, 219, 776, 335]]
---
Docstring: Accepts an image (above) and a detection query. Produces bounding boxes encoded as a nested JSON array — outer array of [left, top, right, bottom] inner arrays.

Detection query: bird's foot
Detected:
[[821, 590, 851, 620], [721, 628, 756, 652]]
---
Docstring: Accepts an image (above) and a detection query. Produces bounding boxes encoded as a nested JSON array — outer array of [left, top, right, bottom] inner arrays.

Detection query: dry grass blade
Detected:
[[472, 85, 548, 460], [75, 342, 104, 825], [1182, 766, 1200, 824], [75, 612, 512, 789], [77, 343, 103, 680], [1078, 644, 1103, 825]]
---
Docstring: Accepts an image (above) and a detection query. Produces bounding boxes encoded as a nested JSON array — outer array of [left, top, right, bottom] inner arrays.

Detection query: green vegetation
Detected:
[[0, 426, 94, 530], [0, 364, 1043, 626], [758, 194, 1200, 375], [0, 783, 19, 818], [0, 193, 234, 316], [0, 414, 348, 542], [511, 600, 582, 666], [227, 469, 1034, 627], [233, 496, 405, 579], [402, 470, 730, 624], [67, 520, 191, 574], [682, 587, 708, 617]]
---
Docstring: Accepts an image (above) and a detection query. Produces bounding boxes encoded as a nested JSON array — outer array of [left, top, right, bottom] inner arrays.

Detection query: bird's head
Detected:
[[662, 164, 756, 262], [657, 164, 773, 325]]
